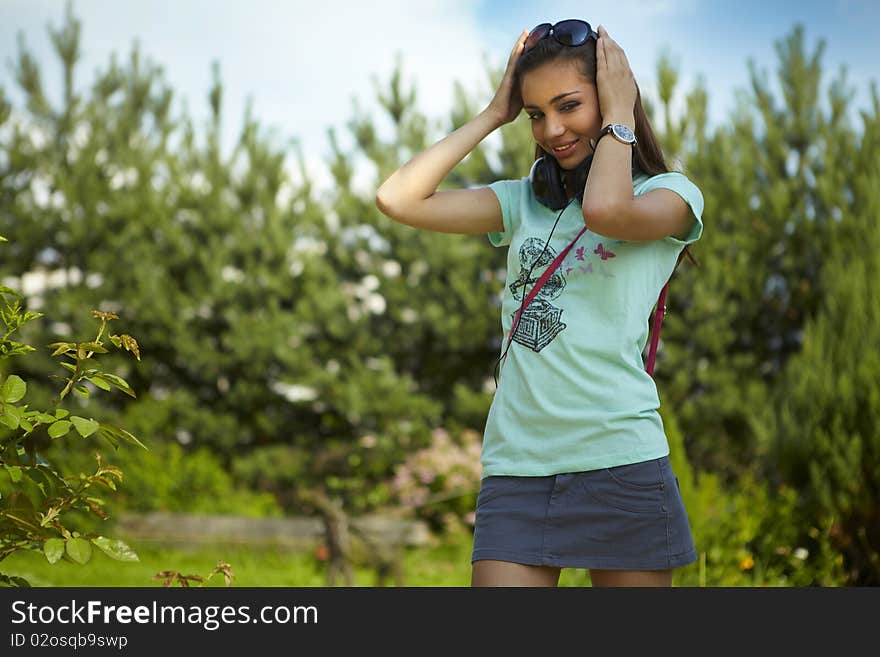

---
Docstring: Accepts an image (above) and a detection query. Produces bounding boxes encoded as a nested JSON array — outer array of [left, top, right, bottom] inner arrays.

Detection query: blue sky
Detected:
[[1, 0, 877, 192]]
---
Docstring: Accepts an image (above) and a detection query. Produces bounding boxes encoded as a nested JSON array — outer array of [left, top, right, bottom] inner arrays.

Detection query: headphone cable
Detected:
[[492, 201, 571, 389]]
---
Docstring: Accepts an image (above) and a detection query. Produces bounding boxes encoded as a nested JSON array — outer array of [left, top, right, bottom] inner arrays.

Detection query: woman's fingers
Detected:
[[488, 29, 529, 125], [507, 29, 529, 67], [502, 30, 527, 83], [595, 25, 637, 118], [597, 25, 629, 69]]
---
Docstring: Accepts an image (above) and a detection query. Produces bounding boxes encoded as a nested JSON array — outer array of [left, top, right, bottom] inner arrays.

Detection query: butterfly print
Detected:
[[575, 246, 586, 261], [594, 243, 616, 260]]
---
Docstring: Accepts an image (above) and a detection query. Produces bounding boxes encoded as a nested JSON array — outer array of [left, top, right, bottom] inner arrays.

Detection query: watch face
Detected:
[[612, 124, 636, 143]]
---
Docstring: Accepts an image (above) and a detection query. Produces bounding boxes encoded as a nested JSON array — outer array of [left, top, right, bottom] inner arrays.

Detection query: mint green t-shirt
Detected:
[[482, 170, 704, 478]]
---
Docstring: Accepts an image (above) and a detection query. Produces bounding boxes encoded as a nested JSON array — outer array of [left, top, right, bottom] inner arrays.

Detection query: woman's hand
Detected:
[[485, 29, 529, 127], [595, 25, 637, 124]]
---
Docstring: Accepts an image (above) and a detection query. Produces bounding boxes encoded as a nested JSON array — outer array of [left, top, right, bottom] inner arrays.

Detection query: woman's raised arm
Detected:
[[375, 30, 529, 235]]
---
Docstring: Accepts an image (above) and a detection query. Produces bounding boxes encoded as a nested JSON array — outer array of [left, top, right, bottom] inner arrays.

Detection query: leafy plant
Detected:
[[1, 237, 146, 586]]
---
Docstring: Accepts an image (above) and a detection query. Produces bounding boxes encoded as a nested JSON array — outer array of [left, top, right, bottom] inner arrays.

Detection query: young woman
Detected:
[[376, 20, 703, 587]]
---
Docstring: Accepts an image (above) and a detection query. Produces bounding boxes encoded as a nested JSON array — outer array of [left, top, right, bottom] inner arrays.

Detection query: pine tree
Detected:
[[653, 25, 862, 478], [760, 83, 880, 584]]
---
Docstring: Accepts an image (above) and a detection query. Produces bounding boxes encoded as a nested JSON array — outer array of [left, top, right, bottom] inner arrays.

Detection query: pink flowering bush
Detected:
[[389, 427, 483, 534]]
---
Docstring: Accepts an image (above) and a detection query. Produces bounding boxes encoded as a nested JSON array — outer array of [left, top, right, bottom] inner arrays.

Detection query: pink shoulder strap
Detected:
[[503, 231, 690, 378], [646, 247, 695, 375]]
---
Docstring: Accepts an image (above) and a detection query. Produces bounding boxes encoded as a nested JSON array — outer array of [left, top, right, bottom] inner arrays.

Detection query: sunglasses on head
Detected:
[[524, 19, 599, 53]]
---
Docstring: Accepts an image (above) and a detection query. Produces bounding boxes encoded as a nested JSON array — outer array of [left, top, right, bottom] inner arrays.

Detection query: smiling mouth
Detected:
[[551, 140, 578, 155]]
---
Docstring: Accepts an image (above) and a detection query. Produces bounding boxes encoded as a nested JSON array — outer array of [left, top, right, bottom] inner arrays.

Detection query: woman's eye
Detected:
[[527, 112, 542, 121], [560, 102, 579, 111]]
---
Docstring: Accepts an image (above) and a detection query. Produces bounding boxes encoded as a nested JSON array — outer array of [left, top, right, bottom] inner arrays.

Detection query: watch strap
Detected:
[[595, 123, 636, 146]]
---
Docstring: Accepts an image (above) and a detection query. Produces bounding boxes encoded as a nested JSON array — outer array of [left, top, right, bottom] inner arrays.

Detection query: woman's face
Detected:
[[520, 59, 601, 170]]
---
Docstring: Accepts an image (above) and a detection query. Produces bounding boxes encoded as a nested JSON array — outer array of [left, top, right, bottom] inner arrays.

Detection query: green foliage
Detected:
[[0, 246, 145, 586], [47, 438, 283, 519], [644, 25, 877, 583], [652, 26, 871, 479], [0, 540, 473, 587], [665, 410, 846, 586], [109, 441, 282, 517], [678, 471, 846, 586], [231, 444, 311, 510], [757, 88, 880, 582]]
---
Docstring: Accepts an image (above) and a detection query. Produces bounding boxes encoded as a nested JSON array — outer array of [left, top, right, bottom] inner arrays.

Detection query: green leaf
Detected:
[[48, 342, 75, 357], [19, 418, 33, 432], [70, 416, 99, 438], [0, 342, 35, 357], [0, 404, 23, 428], [3, 464, 22, 482], [44, 538, 65, 564], [23, 467, 52, 497], [97, 428, 119, 449], [0, 375, 26, 403], [48, 420, 72, 439], [36, 413, 57, 423], [0, 409, 19, 430], [102, 425, 148, 450], [118, 428, 148, 450], [74, 385, 90, 399], [86, 375, 112, 391], [91, 537, 139, 562], [59, 362, 77, 373], [25, 466, 67, 499], [55, 409, 70, 419], [65, 537, 93, 565], [95, 372, 137, 398], [0, 573, 30, 587]]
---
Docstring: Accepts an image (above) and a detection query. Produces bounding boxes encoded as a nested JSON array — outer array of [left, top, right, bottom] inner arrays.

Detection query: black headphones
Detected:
[[530, 148, 639, 210], [529, 151, 594, 210]]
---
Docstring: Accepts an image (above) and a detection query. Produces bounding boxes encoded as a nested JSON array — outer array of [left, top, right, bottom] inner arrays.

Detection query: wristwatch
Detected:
[[595, 123, 637, 146]]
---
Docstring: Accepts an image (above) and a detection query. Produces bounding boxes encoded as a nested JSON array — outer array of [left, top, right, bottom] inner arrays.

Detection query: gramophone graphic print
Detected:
[[509, 236, 568, 353]]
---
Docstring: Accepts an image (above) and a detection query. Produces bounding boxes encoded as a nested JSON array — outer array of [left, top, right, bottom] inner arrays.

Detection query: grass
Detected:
[[1, 530, 598, 587]]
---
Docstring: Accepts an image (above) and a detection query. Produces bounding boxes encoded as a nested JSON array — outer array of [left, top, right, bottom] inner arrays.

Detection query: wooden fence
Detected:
[[115, 511, 433, 586]]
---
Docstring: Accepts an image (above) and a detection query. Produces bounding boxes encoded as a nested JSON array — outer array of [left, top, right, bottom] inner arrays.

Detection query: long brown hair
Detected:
[[514, 35, 667, 176]]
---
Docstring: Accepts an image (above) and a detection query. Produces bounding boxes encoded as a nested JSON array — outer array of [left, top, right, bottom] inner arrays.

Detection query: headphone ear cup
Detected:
[[562, 153, 593, 205], [531, 156, 567, 210]]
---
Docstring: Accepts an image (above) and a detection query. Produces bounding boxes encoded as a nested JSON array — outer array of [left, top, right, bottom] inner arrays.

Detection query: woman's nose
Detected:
[[543, 114, 565, 139]]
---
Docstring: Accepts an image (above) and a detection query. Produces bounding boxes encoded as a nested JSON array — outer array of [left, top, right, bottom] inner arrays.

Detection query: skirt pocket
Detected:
[[579, 459, 667, 515]]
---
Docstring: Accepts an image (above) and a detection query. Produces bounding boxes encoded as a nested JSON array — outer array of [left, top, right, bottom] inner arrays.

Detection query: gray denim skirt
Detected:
[[471, 456, 697, 570]]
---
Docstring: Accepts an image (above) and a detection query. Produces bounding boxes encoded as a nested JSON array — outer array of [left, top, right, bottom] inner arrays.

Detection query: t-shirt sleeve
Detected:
[[635, 172, 704, 246], [486, 179, 523, 247]]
